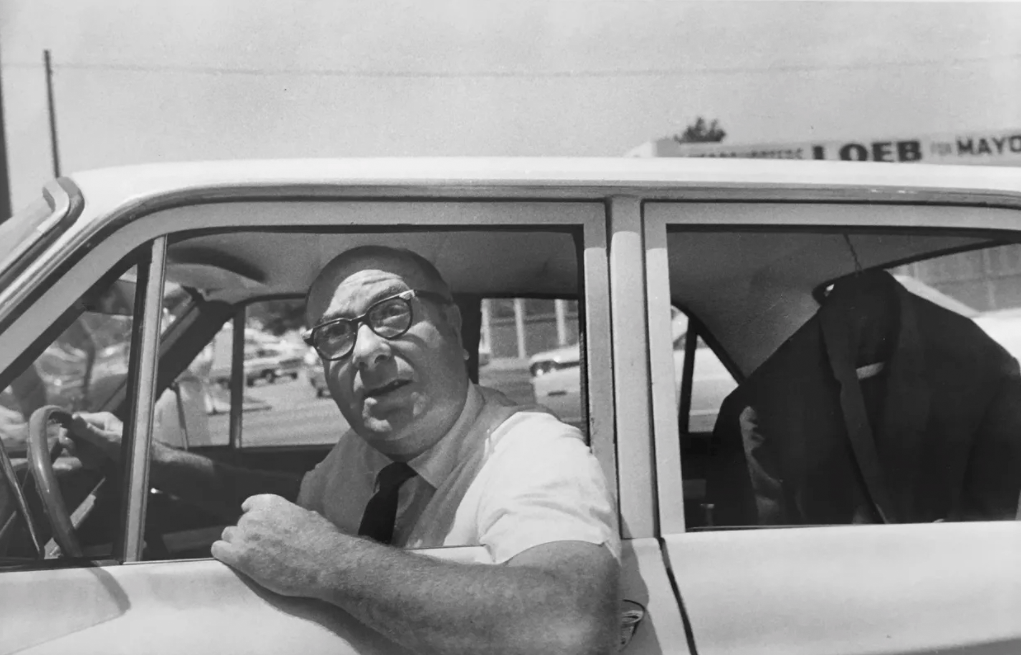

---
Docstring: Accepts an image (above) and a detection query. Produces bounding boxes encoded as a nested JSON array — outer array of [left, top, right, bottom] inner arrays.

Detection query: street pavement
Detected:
[[207, 374, 345, 448]]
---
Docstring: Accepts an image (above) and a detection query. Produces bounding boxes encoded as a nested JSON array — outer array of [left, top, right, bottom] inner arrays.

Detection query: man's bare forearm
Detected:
[[150, 443, 301, 521], [210, 497, 618, 653], [312, 537, 619, 655]]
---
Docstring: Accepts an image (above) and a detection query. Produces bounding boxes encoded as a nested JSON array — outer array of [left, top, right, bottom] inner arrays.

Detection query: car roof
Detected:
[[64, 157, 1021, 211]]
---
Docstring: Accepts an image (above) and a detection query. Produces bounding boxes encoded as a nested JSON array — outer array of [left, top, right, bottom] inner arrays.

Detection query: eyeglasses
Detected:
[[303, 289, 452, 361]]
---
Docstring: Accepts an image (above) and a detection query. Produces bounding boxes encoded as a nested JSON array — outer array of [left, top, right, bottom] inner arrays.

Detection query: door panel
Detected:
[[4, 541, 691, 654], [665, 523, 1021, 655], [4, 547, 492, 654], [621, 538, 691, 654]]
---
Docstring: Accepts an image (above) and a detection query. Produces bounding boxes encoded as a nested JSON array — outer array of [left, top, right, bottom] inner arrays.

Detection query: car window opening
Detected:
[[667, 228, 1021, 532]]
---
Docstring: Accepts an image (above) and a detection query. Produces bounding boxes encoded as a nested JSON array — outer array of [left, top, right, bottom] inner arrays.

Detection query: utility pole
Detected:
[[44, 50, 61, 178], [0, 37, 12, 221]]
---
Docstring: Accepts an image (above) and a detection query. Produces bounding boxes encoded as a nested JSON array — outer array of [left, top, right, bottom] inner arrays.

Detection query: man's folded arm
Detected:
[[313, 536, 619, 655]]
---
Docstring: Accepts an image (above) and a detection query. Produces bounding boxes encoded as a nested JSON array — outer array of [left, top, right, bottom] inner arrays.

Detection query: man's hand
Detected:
[[58, 411, 123, 469], [0, 405, 28, 449], [211, 494, 344, 598]]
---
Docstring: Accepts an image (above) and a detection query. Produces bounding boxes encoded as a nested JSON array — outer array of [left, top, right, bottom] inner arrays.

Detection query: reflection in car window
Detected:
[[1, 269, 138, 453], [673, 230, 1021, 531], [0, 273, 194, 454], [0, 266, 147, 564]]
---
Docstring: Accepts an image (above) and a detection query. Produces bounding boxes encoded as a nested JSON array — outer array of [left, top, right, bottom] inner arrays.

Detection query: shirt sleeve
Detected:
[[474, 413, 620, 564]]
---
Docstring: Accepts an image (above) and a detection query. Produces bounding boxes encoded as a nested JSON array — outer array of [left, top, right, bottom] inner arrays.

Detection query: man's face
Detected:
[[307, 256, 469, 459]]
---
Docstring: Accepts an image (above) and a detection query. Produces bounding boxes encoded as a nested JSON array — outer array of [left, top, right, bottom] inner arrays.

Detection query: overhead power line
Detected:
[[3, 52, 1021, 79]]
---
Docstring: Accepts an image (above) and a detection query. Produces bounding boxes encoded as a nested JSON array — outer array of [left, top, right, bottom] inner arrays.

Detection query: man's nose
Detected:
[[350, 322, 392, 369]]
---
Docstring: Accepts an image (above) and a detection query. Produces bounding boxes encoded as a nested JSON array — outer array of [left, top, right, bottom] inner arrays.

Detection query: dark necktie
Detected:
[[358, 461, 418, 545]]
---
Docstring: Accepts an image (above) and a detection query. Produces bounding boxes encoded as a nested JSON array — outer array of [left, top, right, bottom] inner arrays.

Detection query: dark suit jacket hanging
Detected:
[[708, 270, 1021, 526]]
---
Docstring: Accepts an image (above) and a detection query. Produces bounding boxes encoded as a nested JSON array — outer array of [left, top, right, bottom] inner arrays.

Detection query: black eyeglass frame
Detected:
[[302, 289, 452, 361]]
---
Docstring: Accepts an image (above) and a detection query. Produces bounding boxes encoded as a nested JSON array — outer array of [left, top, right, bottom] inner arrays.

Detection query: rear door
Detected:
[[644, 183, 1021, 654]]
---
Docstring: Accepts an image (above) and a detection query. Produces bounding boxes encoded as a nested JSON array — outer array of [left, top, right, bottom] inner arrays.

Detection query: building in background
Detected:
[[481, 298, 577, 362], [629, 128, 1021, 315], [627, 128, 1021, 166]]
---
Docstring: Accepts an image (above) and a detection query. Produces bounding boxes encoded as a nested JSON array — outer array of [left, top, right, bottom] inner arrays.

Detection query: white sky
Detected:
[[3, 0, 1021, 208]]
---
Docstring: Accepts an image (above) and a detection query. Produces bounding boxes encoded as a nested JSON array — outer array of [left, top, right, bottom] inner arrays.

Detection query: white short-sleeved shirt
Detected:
[[298, 383, 620, 564]]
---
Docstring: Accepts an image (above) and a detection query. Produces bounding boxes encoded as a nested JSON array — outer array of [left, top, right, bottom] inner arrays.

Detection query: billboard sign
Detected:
[[627, 128, 1021, 165]]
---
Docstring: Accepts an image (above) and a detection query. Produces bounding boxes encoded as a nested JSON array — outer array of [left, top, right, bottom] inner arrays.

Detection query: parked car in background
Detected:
[[241, 344, 303, 386], [527, 343, 579, 378], [207, 327, 304, 386]]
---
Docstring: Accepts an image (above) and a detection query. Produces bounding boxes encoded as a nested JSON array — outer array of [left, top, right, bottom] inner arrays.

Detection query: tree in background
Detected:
[[674, 117, 726, 144], [247, 299, 307, 336]]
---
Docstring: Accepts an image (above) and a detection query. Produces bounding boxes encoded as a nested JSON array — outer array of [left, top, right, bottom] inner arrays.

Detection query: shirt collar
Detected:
[[407, 383, 484, 489]]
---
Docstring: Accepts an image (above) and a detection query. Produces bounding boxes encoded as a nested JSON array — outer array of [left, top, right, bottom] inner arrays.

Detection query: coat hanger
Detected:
[[835, 235, 895, 380], [842, 234, 864, 276]]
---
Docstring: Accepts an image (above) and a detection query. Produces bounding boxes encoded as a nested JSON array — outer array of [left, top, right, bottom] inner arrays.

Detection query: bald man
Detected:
[[65, 245, 620, 655]]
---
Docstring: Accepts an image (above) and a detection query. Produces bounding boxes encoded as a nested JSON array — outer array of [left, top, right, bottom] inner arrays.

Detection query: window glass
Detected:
[[667, 230, 1021, 530], [0, 267, 144, 564]]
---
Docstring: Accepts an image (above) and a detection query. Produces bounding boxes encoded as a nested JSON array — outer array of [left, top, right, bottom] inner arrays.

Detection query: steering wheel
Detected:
[[27, 405, 101, 558], [27, 405, 173, 561]]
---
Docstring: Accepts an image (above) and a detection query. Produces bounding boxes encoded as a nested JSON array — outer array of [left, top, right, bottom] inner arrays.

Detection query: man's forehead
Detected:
[[309, 258, 428, 320], [333, 271, 408, 299], [334, 268, 412, 289]]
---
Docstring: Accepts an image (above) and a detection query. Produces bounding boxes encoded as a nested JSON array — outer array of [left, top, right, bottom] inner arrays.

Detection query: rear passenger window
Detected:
[[662, 228, 1021, 530]]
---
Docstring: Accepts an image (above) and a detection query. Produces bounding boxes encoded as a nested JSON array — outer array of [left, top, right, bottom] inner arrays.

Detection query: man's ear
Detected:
[[443, 302, 463, 343]]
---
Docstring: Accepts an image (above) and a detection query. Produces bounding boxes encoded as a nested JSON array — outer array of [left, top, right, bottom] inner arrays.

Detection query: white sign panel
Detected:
[[627, 128, 1021, 165]]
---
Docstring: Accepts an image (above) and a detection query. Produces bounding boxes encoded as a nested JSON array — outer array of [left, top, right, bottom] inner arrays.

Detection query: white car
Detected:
[[5, 159, 1021, 654]]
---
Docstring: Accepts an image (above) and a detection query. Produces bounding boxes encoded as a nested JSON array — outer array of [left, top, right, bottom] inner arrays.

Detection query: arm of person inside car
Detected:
[[212, 494, 620, 655], [62, 412, 301, 521]]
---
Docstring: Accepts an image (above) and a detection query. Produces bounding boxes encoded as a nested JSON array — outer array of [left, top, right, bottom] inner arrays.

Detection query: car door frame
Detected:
[[643, 183, 1021, 655], [0, 190, 636, 654]]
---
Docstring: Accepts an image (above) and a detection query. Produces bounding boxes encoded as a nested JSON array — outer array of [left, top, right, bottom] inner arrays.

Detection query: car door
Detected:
[[641, 175, 1021, 654], [0, 184, 674, 653]]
